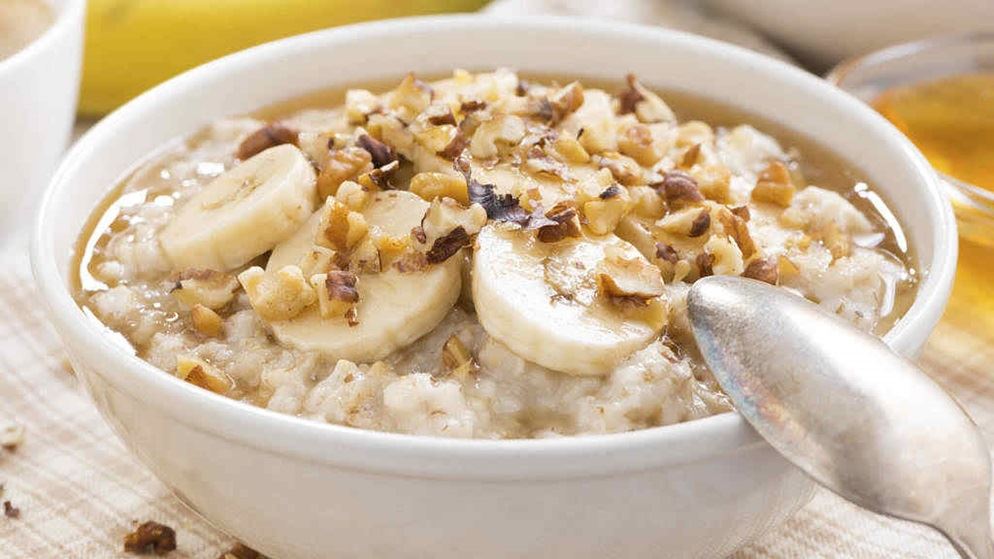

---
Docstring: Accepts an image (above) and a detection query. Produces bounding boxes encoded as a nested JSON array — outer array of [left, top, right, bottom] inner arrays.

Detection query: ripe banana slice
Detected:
[[473, 224, 666, 377], [160, 144, 317, 271], [267, 190, 462, 363]]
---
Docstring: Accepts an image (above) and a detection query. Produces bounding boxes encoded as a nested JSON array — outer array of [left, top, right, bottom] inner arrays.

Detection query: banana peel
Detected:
[[81, 0, 490, 115]]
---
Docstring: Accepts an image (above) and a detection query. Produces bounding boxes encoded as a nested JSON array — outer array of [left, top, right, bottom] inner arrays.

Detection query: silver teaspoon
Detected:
[[686, 275, 993, 559]]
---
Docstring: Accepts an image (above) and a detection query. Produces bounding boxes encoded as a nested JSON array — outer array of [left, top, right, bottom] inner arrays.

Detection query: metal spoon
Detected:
[[686, 275, 993, 559]]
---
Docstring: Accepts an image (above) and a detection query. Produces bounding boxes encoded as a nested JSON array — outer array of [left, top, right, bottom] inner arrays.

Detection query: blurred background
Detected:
[[80, 0, 994, 115]]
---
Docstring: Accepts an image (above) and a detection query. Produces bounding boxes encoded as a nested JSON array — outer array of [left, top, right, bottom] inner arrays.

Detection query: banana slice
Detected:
[[266, 190, 462, 363], [160, 144, 317, 271], [473, 224, 666, 377]]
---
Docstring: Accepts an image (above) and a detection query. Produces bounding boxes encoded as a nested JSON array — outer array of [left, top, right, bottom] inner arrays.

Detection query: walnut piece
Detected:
[[598, 253, 665, 301], [345, 89, 381, 124], [237, 124, 298, 160], [218, 543, 263, 559], [618, 74, 675, 124], [617, 123, 662, 166], [190, 304, 223, 338], [743, 257, 779, 285], [317, 147, 372, 199], [593, 152, 643, 186], [176, 355, 232, 394], [315, 199, 369, 252], [657, 171, 704, 208], [441, 335, 478, 380], [469, 114, 526, 159], [420, 197, 487, 250], [530, 202, 581, 243], [752, 160, 796, 207], [0, 420, 24, 451], [409, 172, 469, 205], [583, 185, 631, 235], [238, 265, 317, 321], [170, 269, 239, 310], [357, 134, 397, 169], [123, 521, 177, 556], [311, 270, 360, 321]]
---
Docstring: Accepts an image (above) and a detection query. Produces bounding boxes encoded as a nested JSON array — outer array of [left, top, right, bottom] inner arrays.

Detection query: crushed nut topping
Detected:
[[441, 335, 478, 379], [529, 202, 581, 243], [598, 253, 666, 301], [689, 209, 711, 237], [176, 355, 232, 394], [312, 270, 360, 321], [357, 134, 397, 169], [752, 160, 797, 207], [190, 304, 223, 338], [593, 152, 642, 186], [426, 226, 470, 264], [316, 199, 369, 253], [696, 252, 715, 277], [658, 171, 704, 208], [237, 124, 298, 160], [617, 74, 675, 123], [124, 521, 177, 556], [1, 421, 24, 451], [238, 265, 317, 321], [425, 103, 457, 126], [743, 257, 779, 285], [317, 147, 372, 199], [655, 243, 679, 264], [171, 269, 239, 310]]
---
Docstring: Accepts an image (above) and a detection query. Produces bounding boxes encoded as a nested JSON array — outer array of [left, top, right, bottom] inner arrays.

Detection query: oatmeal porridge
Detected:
[[75, 70, 916, 439]]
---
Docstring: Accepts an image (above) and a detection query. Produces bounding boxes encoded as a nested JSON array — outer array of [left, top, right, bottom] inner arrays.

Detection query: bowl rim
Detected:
[[0, 0, 85, 74], [31, 14, 957, 480]]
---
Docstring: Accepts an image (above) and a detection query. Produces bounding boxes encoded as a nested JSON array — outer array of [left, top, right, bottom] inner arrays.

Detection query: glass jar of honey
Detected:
[[828, 33, 994, 248]]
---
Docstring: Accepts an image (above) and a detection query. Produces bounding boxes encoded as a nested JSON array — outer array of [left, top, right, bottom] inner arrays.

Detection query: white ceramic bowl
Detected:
[[0, 0, 84, 241], [31, 16, 956, 559]]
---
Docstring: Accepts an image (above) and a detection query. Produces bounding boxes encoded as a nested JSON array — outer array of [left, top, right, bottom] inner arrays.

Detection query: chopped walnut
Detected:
[[3, 500, 19, 519], [1, 421, 24, 451], [629, 185, 665, 218], [420, 197, 487, 249], [523, 146, 569, 180], [731, 205, 751, 221], [655, 243, 679, 263], [426, 227, 470, 264], [617, 74, 675, 124], [238, 265, 317, 321], [176, 355, 232, 394], [335, 180, 371, 211], [657, 206, 711, 238], [598, 255, 666, 301], [345, 89, 381, 124], [703, 234, 745, 276], [551, 136, 590, 163], [743, 257, 779, 285], [583, 185, 631, 235], [722, 209, 757, 258], [317, 147, 372, 199], [170, 269, 239, 310], [678, 143, 702, 169], [409, 172, 469, 205], [425, 102, 457, 126], [190, 304, 223, 338], [675, 121, 714, 148], [357, 134, 397, 169], [237, 124, 298, 160], [690, 164, 732, 203], [315, 199, 369, 252], [530, 202, 581, 243], [618, 123, 663, 166], [123, 521, 177, 556], [696, 252, 715, 277], [441, 335, 478, 380], [657, 171, 704, 208], [593, 152, 643, 186], [548, 81, 585, 123], [298, 245, 338, 277], [311, 270, 360, 321], [388, 73, 433, 119], [752, 160, 796, 207], [470, 114, 526, 159], [373, 233, 411, 269]]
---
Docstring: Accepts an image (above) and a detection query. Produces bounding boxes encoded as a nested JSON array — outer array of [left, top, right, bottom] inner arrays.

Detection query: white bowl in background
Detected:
[[0, 0, 84, 242], [703, 0, 994, 69], [31, 16, 956, 559]]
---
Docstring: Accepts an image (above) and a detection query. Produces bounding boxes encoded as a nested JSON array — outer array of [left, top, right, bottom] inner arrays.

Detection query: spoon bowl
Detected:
[[687, 276, 993, 559]]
